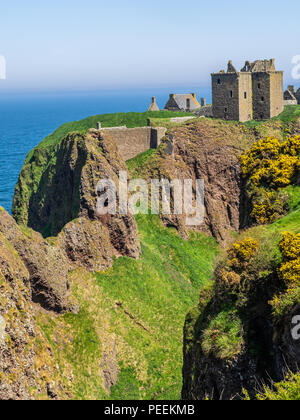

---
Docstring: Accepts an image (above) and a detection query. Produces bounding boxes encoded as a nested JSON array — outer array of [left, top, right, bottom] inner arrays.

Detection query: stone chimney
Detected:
[[148, 96, 160, 111], [201, 98, 206, 107], [270, 58, 275, 70], [169, 94, 175, 99], [191, 93, 196, 99]]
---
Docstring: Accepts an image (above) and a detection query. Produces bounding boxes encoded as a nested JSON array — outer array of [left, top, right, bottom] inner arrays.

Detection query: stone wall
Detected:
[[251, 72, 284, 120], [100, 127, 167, 161], [270, 72, 284, 117], [252, 72, 271, 119], [212, 61, 284, 122], [284, 99, 298, 106], [212, 73, 252, 122], [238, 73, 253, 121], [195, 105, 213, 117], [212, 73, 240, 120]]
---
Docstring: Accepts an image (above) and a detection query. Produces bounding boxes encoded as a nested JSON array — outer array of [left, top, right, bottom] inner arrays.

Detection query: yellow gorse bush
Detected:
[[270, 232, 300, 314], [278, 232, 300, 288], [217, 238, 259, 294], [241, 136, 300, 188], [228, 238, 259, 271], [279, 231, 300, 260], [250, 190, 284, 224], [241, 136, 300, 224]]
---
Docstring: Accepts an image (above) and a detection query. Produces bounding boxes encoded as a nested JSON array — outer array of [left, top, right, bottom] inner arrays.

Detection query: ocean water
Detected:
[[0, 87, 211, 213]]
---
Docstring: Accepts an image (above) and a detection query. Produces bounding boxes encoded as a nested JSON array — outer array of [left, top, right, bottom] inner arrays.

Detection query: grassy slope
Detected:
[[25, 111, 193, 162], [23, 105, 300, 399], [244, 105, 300, 128], [184, 188, 300, 369], [38, 215, 219, 400]]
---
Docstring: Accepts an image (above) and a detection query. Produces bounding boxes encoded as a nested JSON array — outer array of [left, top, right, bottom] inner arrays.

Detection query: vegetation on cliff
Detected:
[[182, 109, 300, 400], [5, 105, 300, 400], [37, 215, 218, 400], [241, 135, 300, 224]]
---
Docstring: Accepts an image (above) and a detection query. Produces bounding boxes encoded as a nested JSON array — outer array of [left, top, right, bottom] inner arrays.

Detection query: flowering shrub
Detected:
[[270, 232, 300, 315], [217, 238, 259, 293], [251, 190, 289, 224], [241, 136, 300, 188], [241, 136, 300, 224], [228, 238, 259, 271], [278, 232, 300, 288]]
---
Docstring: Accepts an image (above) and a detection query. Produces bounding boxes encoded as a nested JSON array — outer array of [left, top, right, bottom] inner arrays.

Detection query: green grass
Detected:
[[148, 116, 196, 128], [126, 149, 157, 172], [274, 105, 300, 123], [258, 372, 300, 400], [38, 306, 107, 400], [37, 214, 219, 400], [244, 105, 300, 128], [95, 214, 219, 399], [201, 308, 244, 360], [25, 111, 194, 162]]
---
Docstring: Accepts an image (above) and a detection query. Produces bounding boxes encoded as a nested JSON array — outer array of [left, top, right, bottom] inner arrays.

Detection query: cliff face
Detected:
[[131, 119, 257, 244], [0, 208, 73, 313], [0, 129, 142, 399], [6, 112, 299, 400], [13, 129, 141, 263], [0, 211, 64, 399], [182, 275, 300, 400]]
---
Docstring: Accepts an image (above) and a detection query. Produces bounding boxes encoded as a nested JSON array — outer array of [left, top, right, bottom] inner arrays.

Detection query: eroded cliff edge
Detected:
[[4, 112, 299, 399]]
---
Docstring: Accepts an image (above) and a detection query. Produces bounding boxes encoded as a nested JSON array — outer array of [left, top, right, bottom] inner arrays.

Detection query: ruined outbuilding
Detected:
[[284, 85, 298, 105], [164, 93, 201, 112]]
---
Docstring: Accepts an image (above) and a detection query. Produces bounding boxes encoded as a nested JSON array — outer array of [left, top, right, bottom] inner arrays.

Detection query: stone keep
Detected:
[[212, 59, 284, 122]]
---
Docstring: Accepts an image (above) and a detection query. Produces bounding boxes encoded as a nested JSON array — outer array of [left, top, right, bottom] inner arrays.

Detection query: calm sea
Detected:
[[0, 87, 211, 213]]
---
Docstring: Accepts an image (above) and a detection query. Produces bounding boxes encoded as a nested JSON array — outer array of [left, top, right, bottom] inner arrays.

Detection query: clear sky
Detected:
[[0, 0, 300, 92]]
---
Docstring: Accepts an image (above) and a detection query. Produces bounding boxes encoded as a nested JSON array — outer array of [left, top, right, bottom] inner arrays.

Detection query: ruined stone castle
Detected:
[[212, 59, 284, 122]]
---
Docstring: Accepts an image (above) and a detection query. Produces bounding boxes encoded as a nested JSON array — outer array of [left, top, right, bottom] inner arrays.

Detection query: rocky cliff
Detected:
[[181, 121, 300, 400], [13, 129, 141, 262], [130, 118, 259, 244], [4, 110, 300, 400], [182, 230, 300, 400], [1, 128, 142, 399], [0, 209, 65, 399]]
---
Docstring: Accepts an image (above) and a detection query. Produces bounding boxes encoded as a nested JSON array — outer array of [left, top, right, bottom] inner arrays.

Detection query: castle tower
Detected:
[[212, 59, 284, 122], [211, 60, 253, 122], [242, 59, 283, 120], [148, 97, 160, 112]]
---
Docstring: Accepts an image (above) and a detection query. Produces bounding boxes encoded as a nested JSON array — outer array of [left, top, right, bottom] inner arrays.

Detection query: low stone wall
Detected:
[[194, 105, 213, 117], [169, 116, 196, 123], [101, 126, 167, 161], [284, 99, 298, 106]]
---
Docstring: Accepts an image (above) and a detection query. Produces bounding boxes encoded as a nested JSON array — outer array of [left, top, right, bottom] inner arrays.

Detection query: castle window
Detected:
[[244, 92, 247, 99], [261, 96, 265, 102], [224, 107, 228, 113], [217, 79, 221, 85], [230, 91, 233, 98], [258, 83, 261, 89]]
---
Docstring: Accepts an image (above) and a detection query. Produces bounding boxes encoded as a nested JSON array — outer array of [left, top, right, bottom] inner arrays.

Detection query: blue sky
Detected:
[[0, 0, 300, 92]]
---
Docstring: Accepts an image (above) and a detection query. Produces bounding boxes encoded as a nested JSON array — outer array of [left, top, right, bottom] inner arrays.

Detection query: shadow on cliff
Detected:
[[27, 135, 87, 238]]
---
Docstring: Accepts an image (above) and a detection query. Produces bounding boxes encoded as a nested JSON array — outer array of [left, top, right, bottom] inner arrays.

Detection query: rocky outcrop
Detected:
[[134, 119, 256, 244], [12, 129, 141, 268], [0, 228, 63, 400], [182, 301, 300, 400], [182, 240, 300, 400], [0, 208, 73, 313]]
